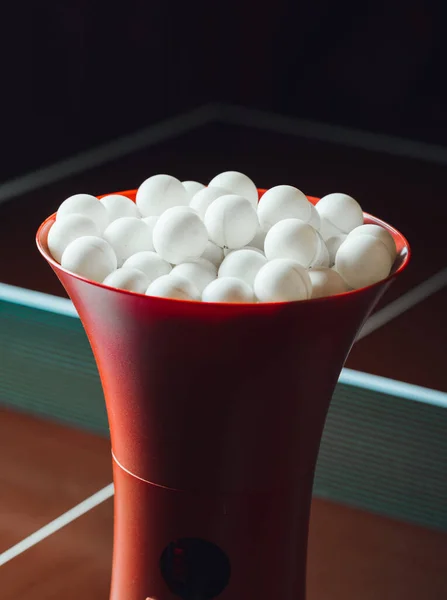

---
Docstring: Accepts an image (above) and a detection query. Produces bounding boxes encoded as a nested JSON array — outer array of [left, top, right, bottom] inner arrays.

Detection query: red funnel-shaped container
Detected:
[[37, 190, 409, 600]]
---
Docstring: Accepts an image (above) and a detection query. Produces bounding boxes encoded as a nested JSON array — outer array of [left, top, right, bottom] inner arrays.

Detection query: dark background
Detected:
[[1, 0, 445, 182]]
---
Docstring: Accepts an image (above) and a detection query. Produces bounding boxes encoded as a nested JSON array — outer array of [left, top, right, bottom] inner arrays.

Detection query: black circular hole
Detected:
[[160, 537, 231, 600]]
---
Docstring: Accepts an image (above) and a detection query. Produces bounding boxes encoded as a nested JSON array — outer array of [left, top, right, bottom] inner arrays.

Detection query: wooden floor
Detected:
[[0, 114, 446, 597], [0, 410, 446, 600], [0, 410, 111, 554]]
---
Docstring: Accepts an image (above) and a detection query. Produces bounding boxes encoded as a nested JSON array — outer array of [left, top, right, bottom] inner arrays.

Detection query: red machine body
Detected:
[[37, 190, 410, 600]]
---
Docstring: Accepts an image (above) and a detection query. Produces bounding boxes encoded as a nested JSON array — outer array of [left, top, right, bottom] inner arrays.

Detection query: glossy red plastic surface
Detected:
[[37, 190, 410, 600]]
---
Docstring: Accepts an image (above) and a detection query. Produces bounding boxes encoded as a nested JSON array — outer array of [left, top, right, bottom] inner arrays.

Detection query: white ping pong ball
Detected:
[[61, 236, 117, 282], [193, 257, 218, 274], [103, 267, 149, 293], [243, 246, 265, 255], [316, 193, 364, 238], [335, 235, 393, 289], [141, 216, 158, 251], [57, 193, 109, 232], [201, 241, 224, 268], [146, 273, 200, 301], [257, 185, 311, 232], [325, 234, 347, 266], [249, 224, 266, 251], [347, 224, 397, 261], [189, 186, 230, 220], [202, 277, 254, 303], [308, 267, 349, 299], [264, 218, 320, 268], [208, 171, 258, 209], [254, 258, 311, 302], [310, 233, 330, 268], [171, 261, 216, 293], [99, 194, 139, 222], [48, 214, 99, 263], [218, 249, 267, 287], [103, 217, 154, 266], [308, 203, 321, 231], [136, 174, 188, 217], [204, 194, 258, 249], [153, 206, 208, 264], [182, 180, 205, 199], [223, 245, 264, 257], [122, 251, 171, 283]]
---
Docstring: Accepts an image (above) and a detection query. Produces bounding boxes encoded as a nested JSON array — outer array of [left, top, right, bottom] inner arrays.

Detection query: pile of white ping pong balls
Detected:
[[47, 171, 397, 303]]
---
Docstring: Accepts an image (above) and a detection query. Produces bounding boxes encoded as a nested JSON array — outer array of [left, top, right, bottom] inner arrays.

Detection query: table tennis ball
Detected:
[[136, 174, 189, 217], [153, 206, 208, 264], [308, 267, 349, 299], [201, 240, 224, 268], [189, 186, 231, 219], [223, 246, 265, 258], [202, 277, 254, 303], [99, 194, 139, 222], [103, 217, 154, 266], [335, 235, 393, 289], [223, 245, 264, 257], [264, 218, 320, 268], [140, 216, 158, 251], [103, 267, 149, 293], [122, 251, 171, 283], [48, 214, 99, 263], [208, 171, 258, 209], [171, 260, 216, 293], [193, 257, 218, 274], [218, 249, 267, 287], [204, 194, 258, 249], [308, 203, 321, 231], [182, 180, 205, 199], [61, 236, 117, 282], [347, 224, 397, 261], [257, 185, 312, 232], [309, 233, 330, 268], [254, 258, 311, 302], [316, 193, 364, 238], [146, 273, 200, 301], [57, 193, 109, 232], [243, 246, 265, 255], [249, 224, 266, 251], [325, 234, 347, 266]]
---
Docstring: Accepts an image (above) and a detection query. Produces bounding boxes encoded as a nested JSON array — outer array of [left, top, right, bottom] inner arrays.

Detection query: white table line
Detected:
[[220, 104, 447, 166], [3, 103, 447, 206], [0, 484, 114, 567], [357, 267, 447, 340], [0, 104, 219, 205]]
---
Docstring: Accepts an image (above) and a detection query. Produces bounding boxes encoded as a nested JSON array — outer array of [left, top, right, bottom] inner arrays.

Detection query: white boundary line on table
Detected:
[[220, 104, 447, 165], [356, 267, 447, 340], [0, 484, 114, 567], [3, 102, 447, 206], [0, 104, 219, 205], [0, 268, 446, 566]]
